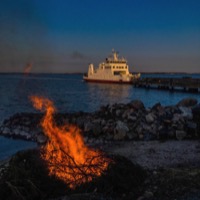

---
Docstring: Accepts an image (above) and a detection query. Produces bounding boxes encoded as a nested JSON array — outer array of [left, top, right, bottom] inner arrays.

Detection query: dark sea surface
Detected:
[[0, 73, 200, 160]]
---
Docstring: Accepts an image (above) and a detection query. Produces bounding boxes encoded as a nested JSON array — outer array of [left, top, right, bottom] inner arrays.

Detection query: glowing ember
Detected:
[[30, 96, 110, 189]]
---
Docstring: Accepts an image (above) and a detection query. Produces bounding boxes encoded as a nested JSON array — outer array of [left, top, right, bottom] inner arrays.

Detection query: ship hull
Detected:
[[83, 76, 133, 84]]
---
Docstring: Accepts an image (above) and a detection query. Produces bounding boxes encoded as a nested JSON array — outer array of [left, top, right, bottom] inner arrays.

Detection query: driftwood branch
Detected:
[[41, 145, 111, 188]]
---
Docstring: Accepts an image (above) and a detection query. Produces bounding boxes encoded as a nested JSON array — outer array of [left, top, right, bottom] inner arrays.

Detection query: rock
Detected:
[[176, 123, 185, 131], [186, 121, 197, 130], [145, 113, 154, 124], [177, 98, 198, 107], [150, 124, 158, 136], [83, 136, 88, 143], [136, 126, 143, 134], [1, 127, 10, 135], [1, 98, 199, 143], [91, 123, 102, 136], [105, 132, 113, 140], [114, 121, 129, 140], [143, 132, 155, 141], [159, 128, 170, 139], [127, 115, 137, 122], [100, 119, 106, 126], [20, 130, 32, 139], [126, 131, 138, 140], [84, 121, 94, 132], [129, 100, 144, 110], [113, 131, 126, 140], [141, 123, 151, 132], [139, 133, 144, 140], [172, 113, 184, 123], [163, 119, 172, 125], [116, 121, 129, 132], [157, 107, 166, 117], [179, 106, 193, 120], [168, 130, 175, 138], [36, 134, 47, 144], [151, 102, 162, 111], [115, 109, 122, 117], [76, 118, 85, 127], [143, 191, 154, 199], [192, 103, 200, 116], [176, 130, 187, 140]]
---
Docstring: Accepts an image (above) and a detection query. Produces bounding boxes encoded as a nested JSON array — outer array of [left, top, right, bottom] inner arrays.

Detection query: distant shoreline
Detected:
[[0, 72, 200, 75]]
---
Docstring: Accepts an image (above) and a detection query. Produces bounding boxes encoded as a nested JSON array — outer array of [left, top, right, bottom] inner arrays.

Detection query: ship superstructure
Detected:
[[83, 50, 140, 84]]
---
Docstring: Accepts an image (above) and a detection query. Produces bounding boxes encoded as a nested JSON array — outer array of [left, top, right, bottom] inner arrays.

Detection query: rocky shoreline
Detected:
[[0, 98, 200, 144], [0, 97, 200, 200]]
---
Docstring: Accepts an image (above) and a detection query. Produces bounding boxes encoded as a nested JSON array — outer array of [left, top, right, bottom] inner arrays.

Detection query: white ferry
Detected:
[[83, 50, 140, 84]]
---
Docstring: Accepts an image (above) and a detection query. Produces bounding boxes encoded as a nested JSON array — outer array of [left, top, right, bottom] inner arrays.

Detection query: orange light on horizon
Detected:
[[23, 63, 32, 75]]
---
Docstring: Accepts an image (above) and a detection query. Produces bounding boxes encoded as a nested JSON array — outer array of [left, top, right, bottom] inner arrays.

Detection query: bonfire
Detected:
[[30, 96, 110, 189]]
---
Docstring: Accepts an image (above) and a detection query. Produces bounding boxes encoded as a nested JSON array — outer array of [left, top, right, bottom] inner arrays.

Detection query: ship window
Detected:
[[114, 71, 125, 75]]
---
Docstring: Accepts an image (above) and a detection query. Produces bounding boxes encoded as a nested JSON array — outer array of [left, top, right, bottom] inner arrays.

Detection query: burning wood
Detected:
[[30, 96, 111, 189]]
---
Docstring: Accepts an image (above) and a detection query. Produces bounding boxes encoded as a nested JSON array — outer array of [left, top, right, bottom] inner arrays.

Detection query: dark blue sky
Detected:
[[0, 0, 200, 73]]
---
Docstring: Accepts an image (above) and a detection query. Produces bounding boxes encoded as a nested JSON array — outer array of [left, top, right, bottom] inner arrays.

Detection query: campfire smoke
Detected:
[[30, 96, 110, 189]]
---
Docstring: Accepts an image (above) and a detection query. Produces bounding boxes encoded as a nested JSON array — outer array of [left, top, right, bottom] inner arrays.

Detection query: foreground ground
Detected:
[[102, 140, 200, 170], [1, 140, 200, 200], [103, 140, 200, 199]]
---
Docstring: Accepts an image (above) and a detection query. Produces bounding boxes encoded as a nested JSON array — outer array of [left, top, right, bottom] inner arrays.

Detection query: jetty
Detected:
[[134, 77, 200, 92]]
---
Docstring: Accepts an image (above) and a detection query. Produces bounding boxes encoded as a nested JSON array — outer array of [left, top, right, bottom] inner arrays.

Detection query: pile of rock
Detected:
[[83, 98, 200, 141], [0, 98, 200, 143]]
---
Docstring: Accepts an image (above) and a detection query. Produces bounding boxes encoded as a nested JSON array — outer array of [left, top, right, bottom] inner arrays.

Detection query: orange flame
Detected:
[[30, 96, 110, 188]]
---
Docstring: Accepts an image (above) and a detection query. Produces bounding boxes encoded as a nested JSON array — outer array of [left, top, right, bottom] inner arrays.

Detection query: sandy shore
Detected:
[[102, 140, 200, 169], [1, 140, 200, 171]]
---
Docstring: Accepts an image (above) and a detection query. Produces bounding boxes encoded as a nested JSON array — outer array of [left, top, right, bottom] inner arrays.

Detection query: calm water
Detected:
[[0, 73, 200, 160]]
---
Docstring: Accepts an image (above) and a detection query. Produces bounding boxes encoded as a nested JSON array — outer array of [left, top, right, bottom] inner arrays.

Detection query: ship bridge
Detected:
[[105, 51, 127, 64]]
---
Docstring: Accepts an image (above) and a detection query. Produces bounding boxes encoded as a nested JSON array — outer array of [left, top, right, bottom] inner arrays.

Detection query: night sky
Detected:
[[0, 0, 200, 73]]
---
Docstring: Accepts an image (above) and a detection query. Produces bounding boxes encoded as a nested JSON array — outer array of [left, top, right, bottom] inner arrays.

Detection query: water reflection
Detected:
[[86, 83, 132, 107]]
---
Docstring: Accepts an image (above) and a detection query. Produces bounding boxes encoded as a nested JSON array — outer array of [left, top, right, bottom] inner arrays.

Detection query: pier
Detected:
[[134, 77, 200, 92]]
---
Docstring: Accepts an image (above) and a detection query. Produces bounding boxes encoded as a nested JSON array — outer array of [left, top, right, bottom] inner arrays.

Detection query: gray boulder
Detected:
[[36, 134, 47, 144], [84, 121, 94, 132], [176, 130, 187, 140], [177, 98, 198, 107], [129, 100, 144, 110], [114, 121, 129, 140], [179, 106, 193, 120], [192, 103, 200, 116], [145, 113, 155, 124]]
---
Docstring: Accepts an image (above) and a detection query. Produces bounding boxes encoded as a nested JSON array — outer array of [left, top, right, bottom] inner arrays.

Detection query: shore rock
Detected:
[[176, 130, 187, 140], [178, 106, 193, 120], [114, 121, 129, 140], [0, 98, 200, 143], [129, 99, 145, 110], [177, 98, 198, 107], [145, 113, 154, 124]]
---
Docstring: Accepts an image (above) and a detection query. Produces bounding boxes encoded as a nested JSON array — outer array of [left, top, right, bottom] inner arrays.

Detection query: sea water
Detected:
[[0, 73, 200, 160]]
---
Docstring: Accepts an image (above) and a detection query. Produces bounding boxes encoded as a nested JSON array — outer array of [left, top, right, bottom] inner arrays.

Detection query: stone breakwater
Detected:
[[0, 98, 200, 144]]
